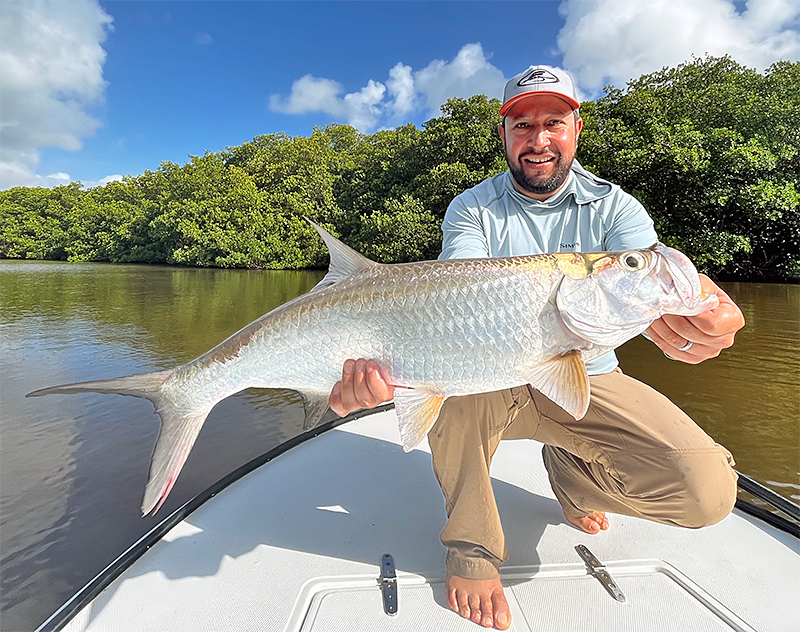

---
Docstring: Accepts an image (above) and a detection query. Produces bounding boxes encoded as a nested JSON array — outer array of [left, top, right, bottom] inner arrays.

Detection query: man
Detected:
[[329, 65, 745, 630]]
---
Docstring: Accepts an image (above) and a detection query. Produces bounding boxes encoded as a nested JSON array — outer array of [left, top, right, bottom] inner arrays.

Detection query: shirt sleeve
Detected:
[[438, 195, 491, 260], [602, 189, 659, 251]]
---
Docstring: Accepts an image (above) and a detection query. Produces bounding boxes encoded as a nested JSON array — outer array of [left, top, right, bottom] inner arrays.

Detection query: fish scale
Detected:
[[27, 220, 715, 516]]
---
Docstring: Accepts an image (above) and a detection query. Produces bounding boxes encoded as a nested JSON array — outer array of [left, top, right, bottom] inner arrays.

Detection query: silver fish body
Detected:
[[28, 221, 715, 515]]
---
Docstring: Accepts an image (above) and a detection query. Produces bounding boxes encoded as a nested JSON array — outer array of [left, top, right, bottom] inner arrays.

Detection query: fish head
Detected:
[[555, 243, 718, 347]]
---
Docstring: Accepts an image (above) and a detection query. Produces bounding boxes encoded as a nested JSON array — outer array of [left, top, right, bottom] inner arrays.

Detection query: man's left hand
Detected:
[[646, 274, 745, 364]]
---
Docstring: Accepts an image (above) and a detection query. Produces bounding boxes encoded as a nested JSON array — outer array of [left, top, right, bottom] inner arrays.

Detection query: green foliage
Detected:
[[0, 183, 83, 259], [351, 195, 442, 263], [578, 55, 799, 281], [1, 58, 797, 281]]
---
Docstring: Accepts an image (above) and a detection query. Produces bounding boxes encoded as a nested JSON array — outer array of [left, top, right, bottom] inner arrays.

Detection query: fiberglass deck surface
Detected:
[[62, 409, 800, 632]]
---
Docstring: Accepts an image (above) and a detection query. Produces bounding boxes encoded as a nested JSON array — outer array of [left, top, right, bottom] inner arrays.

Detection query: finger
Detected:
[[341, 359, 355, 386], [655, 314, 736, 354], [687, 299, 744, 338], [339, 361, 362, 413], [353, 359, 375, 408], [365, 360, 394, 402], [655, 314, 720, 346], [693, 275, 745, 337], [328, 381, 345, 416], [647, 326, 714, 364]]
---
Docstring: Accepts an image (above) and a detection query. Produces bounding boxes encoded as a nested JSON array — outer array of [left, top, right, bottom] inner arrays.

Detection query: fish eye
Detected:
[[620, 252, 647, 271]]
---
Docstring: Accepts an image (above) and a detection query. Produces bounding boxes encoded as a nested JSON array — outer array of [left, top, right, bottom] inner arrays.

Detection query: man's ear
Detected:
[[498, 123, 506, 144]]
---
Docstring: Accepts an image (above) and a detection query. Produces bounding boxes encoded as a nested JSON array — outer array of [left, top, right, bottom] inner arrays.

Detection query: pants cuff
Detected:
[[446, 549, 502, 580]]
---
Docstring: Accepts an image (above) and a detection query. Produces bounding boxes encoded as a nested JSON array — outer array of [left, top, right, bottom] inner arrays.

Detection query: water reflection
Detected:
[[0, 261, 325, 630]]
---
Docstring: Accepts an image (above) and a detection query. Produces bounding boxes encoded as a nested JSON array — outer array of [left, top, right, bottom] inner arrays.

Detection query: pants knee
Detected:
[[671, 452, 738, 528]]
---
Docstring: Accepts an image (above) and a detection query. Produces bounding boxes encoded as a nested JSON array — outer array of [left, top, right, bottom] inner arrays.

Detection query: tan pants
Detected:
[[428, 369, 738, 580]]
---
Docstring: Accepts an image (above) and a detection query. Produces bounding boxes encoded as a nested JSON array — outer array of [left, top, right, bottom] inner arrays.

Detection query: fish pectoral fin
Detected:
[[305, 217, 378, 292], [300, 390, 331, 430], [521, 350, 590, 420], [393, 388, 447, 452]]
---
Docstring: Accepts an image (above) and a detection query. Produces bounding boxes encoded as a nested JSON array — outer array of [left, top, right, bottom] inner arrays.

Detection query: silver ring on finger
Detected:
[[677, 340, 693, 352]]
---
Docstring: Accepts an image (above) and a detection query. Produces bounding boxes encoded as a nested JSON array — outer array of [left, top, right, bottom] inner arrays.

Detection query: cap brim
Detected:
[[500, 92, 580, 116]]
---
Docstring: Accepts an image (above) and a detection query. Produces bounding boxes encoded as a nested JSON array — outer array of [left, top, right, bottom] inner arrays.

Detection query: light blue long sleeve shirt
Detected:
[[439, 161, 659, 374]]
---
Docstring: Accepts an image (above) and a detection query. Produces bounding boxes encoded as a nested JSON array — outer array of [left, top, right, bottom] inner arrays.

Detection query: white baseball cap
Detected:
[[500, 65, 580, 116]]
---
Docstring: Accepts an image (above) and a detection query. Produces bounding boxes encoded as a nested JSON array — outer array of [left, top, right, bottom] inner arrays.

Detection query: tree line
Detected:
[[1, 56, 797, 281]]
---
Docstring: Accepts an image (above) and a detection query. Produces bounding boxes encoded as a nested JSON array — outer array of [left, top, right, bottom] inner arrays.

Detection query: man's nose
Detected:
[[527, 127, 550, 151]]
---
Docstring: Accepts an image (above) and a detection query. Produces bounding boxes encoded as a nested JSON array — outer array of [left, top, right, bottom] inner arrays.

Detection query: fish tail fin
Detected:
[[26, 371, 172, 398], [27, 370, 211, 517], [141, 401, 212, 517]]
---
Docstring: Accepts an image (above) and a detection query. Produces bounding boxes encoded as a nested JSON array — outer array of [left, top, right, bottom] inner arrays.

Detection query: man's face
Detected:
[[498, 95, 583, 200]]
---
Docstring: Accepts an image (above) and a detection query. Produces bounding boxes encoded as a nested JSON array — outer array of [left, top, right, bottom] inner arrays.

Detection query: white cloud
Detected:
[[270, 75, 385, 130], [82, 174, 124, 189], [269, 43, 506, 132], [0, 0, 113, 189], [414, 43, 506, 116], [557, 0, 800, 94], [195, 31, 214, 46], [270, 75, 345, 115], [386, 63, 416, 118]]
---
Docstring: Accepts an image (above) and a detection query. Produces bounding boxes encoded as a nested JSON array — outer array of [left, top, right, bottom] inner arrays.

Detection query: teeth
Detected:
[[524, 157, 554, 164]]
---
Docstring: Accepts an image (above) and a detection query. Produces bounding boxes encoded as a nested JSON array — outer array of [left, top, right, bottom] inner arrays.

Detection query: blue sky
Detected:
[[1, 0, 798, 189]]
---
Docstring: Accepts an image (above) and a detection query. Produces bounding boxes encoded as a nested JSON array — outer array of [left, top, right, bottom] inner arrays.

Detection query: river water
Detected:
[[1, 261, 798, 631]]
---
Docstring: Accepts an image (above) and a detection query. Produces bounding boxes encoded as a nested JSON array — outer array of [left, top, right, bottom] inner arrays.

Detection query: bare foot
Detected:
[[446, 574, 511, 629], [565, 510, 609, 534]]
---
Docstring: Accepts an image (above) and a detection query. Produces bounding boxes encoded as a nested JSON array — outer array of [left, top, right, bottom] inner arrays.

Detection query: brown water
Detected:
[[0, 261, 798, 631]]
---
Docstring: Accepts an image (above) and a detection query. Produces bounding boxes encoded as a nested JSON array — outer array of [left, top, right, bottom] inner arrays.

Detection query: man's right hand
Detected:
[[329, 358, 395, 417]]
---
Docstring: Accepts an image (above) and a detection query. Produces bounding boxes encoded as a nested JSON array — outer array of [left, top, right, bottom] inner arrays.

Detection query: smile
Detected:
[[523, 155, 555, 164]]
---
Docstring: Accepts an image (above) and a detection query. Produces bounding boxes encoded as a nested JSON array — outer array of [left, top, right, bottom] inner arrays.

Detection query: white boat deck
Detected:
[[61, 409, 799, 631]]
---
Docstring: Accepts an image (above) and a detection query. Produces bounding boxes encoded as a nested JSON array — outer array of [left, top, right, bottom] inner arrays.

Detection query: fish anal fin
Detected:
[[305, 217, 377, 292], [300, 390, 330, 430], [393, 389, 446, 452], [521, 350, 590, 420]]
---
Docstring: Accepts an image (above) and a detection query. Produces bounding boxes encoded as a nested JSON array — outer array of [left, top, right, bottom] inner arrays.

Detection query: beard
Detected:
[[506, 148, 574, 196]]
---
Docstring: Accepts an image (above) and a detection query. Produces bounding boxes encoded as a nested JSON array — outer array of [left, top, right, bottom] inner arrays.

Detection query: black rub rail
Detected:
[[734, 470, 800, 538]]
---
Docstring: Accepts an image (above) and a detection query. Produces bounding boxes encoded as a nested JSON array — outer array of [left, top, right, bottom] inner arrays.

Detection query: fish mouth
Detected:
[[654, 243, 716, 315]]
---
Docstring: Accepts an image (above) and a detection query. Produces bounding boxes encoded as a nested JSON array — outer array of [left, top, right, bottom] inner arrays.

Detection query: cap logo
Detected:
[[518, 68, 559, 86]]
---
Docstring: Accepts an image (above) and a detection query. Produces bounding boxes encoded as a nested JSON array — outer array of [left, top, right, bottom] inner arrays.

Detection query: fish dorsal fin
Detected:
[[521, 350, 590, 420], [393, 388, 447, 452], [306, 217, 377, 293]]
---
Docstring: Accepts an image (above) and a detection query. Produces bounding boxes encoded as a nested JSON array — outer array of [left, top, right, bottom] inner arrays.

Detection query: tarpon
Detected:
[[28, 220, 716, 516]]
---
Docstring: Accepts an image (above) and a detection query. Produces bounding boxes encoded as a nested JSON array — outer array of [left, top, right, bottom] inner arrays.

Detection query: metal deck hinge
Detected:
[[380, 553, 398, 615], [575, 544, 626, 602]]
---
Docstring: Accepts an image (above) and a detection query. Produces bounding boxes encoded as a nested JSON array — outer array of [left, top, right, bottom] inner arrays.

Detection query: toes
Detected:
[[492, 588, 511, 630], [447, 585, 458, 612], [480, 594, 494, 627], [589, 511, 609, 531], [456, 588, 471, 619], [469, 594, 482, 623]]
